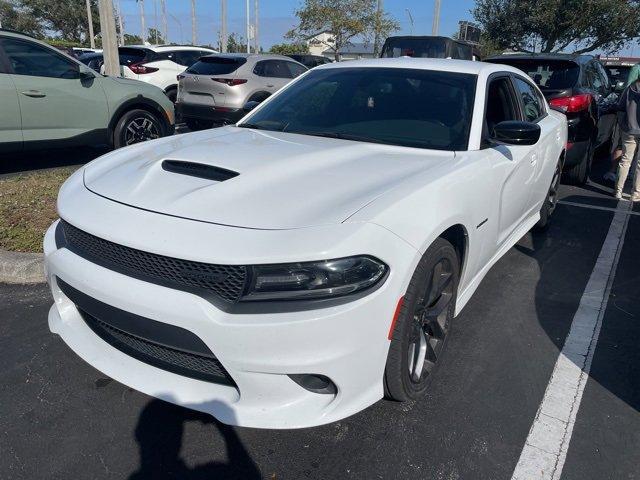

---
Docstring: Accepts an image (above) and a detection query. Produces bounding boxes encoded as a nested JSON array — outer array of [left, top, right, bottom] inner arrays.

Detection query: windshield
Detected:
[[186, 56, 247, 75], [241, 67, 477, 151], [491, 59, 579, 90], [381, 38, 448, 58]]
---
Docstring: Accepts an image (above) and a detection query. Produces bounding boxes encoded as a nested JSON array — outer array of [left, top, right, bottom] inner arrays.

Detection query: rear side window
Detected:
[[513, 77, 544, 122], [286, 61, 307, 78], [187, 56, 246, 75], [491, 59, 579, 90], [118, 47, 151, 66], [2, 38, 79, 79], [254, 60, 292, 78]]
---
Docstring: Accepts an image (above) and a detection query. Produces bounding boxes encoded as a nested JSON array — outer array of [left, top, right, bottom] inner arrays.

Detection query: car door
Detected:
[[284, 60, 308, 79], [0, 40, 22, 151], [1, 37, 109, 144], [512, 75, 559, 213], [590, 61, 615, 146], [483, 74, 539, 247]]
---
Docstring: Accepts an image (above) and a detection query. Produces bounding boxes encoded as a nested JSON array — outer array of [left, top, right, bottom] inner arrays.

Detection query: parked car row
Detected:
[[0, 29, 175, 153], [486, 53, 619, 184]]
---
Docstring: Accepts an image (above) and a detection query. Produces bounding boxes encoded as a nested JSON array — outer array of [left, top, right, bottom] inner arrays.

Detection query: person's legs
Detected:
[[632, 143, 640, 200], [605, 122, 623, 183], [615, 130, 638, 197]]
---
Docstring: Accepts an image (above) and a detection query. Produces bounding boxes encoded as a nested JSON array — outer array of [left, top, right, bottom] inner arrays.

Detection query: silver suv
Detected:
[[176, 53, 307, 130]]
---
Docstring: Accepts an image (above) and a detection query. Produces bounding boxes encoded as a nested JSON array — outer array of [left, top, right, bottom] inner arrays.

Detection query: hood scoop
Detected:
[[162, 160, 239, 182]]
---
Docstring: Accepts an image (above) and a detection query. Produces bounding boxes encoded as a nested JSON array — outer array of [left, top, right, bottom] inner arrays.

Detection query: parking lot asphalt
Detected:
[[1, 153, 639, 480]]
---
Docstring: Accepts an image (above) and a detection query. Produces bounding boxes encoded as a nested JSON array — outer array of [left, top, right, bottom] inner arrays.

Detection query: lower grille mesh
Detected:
[[81, 309, 235, 385]]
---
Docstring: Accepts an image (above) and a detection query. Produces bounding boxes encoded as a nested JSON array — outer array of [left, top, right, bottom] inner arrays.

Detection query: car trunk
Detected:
[[181, 56, 247, 107]]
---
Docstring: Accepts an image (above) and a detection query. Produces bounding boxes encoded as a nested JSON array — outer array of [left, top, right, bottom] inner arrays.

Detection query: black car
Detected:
[[286, 54, 332, 68], [600, 56, 639, 92], [78, 51, 104, 72], [486, 53, 615, 184], [380, 36, 481, 61]]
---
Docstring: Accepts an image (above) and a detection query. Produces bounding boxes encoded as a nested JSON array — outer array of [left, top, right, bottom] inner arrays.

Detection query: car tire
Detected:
[[113, 109, 164, 149], [185, 118, 214, 131], [384, 237, 459, 402], [534, 156, 563, 231], [563, 141, 592, 185]]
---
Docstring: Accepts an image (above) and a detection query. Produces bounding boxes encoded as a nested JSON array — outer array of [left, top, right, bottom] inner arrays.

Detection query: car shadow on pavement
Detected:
[[0, 146, 109, 176], [128, 398, 261, 480]]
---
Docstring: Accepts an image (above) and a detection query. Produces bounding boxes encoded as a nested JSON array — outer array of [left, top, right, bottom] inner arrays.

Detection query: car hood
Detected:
[[84, 127, 453, 230]]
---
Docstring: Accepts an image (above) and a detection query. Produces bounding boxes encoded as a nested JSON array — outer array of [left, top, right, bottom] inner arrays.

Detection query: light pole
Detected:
[[191, 0, 197, 45], [98, 0, 120, 76], [221, 0, 227, 52], [138, 0, 146, 44], [432, 0, 441, 36], [254, 0, 259, 53], [85, 0, 96, 49], [161, 0, 167, 44], [246, 0, 250, 53]]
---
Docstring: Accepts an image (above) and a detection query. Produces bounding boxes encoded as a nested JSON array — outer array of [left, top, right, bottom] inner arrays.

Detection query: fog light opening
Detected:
[[289, 374, 337, 395]]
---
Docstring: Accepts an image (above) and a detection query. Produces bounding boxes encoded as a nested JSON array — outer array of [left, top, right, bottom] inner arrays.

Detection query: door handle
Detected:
[[266, 84, 274, 87], [21, 90, 46, 98], [530, 154, 537, 165]]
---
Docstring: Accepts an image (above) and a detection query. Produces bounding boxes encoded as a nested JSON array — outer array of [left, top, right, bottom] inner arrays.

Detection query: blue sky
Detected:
[[119, 0, 477, 48]]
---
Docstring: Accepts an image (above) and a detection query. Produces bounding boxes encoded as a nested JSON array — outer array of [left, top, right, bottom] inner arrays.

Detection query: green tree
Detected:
[[20, 0, 100, 44], [124, 33, 143, 45], [269, 42, 309, 55], [0, 0, 43, 37], [474, 0, 640, 54], [226, 33, 246, 53], [147, 27, 165, 45], [287, 0, 398, 61]]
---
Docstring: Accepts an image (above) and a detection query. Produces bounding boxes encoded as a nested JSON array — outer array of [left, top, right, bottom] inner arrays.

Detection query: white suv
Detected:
[[119, 45, 217, 102]]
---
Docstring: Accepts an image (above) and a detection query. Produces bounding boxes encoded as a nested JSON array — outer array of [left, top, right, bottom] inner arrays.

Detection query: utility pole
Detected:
[[373, 0, 382, 56], [85, 0, 96, 49], [138, 0, 146, 44], [117, 0, 125, 46], [254, 0, 259, 53], [432, 0, 441, 36], [221, 0, 227, 52], [98, 0, 120, 76], [191, 0, 197, 45], [245, 0, 250, 53], [169, 12, 183, 43], [153, 0, 158, 44], [161, 0, 168, 44]]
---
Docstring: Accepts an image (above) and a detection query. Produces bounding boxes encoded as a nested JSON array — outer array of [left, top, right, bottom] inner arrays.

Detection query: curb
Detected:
[[0, 249, 45, 284]]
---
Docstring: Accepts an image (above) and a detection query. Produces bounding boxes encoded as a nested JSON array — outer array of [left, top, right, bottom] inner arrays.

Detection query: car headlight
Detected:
[[240, 256, 388, 301]]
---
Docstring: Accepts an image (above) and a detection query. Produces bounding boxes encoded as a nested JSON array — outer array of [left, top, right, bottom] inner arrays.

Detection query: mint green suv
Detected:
[[0, 30, 175, 153]]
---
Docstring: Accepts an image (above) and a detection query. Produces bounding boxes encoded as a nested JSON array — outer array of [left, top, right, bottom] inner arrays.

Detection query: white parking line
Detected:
[[558, 200, 640, 216], [511, 200, 632, 480]]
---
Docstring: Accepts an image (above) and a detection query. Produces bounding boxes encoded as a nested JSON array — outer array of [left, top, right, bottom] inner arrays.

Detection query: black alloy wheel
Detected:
[[113, 109, 164, 149], [384, 238, 459, 401], [535, 156, 563, 231]]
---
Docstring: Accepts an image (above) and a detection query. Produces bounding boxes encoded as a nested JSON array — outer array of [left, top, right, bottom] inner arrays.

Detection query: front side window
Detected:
[[514, 77, 544, 122], [286, 61, 307, 78], [175, 50, 202, 67], [241, 67, 477, 151], [485, 77, 519, 135], [2, 38, 79, 79]]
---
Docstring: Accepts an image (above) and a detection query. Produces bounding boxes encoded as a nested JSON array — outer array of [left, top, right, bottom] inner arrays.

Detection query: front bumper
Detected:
[[43, 184, 418, 429]]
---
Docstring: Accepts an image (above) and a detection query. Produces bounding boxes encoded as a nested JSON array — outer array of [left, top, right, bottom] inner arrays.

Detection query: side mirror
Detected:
[[242, 100, 261, 112], [492, 120, 541, 146], [614, 80, 625, 93], [79, 69, 95, 82]]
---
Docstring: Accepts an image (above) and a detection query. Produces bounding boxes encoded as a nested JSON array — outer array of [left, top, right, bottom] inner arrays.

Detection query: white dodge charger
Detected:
[[44, 58, 567, 429]]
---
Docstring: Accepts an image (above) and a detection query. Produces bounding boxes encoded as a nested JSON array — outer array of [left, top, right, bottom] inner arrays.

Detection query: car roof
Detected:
[[121, 44, 217, 52], [485, 52, 594, 64], [312, 57, 525, 76]]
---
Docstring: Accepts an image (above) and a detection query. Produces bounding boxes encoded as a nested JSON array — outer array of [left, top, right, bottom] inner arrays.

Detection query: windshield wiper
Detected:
[[301, 131, 394, 145], [236, 123, 267, 130]]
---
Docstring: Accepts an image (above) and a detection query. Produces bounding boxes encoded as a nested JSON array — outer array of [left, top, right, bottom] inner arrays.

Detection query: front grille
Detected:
[[60, 220, 248, 303], [81, 309, 234, 384]]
